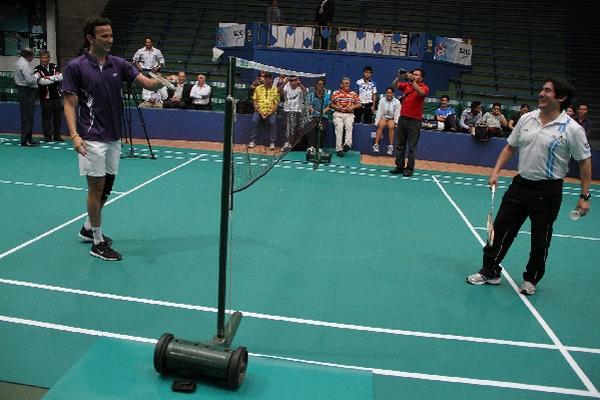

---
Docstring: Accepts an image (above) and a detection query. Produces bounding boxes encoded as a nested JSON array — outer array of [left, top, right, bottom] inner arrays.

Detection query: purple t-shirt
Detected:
[[62, 52, 139, 142]]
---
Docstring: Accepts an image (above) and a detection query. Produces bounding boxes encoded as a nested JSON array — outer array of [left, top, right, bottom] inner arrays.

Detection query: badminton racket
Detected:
[[486, 184, 496, 246], [148, 72, 176, 90]]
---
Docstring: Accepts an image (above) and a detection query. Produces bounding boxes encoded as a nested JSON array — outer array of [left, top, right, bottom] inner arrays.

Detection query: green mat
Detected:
[[43, 339, 374, 399]]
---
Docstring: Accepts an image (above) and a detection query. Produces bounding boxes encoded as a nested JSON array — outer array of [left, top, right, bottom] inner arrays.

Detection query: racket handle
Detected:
[[569, 209, 581, 221]]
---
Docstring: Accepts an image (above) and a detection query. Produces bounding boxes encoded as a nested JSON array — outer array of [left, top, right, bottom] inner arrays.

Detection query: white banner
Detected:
[[336, 31, 390, 54], [270, 25, 315, 49], [216, 23, 246, 48], [434, 37, 472, 66]]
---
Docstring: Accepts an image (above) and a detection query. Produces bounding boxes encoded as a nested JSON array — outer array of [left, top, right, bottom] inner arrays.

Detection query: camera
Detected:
[[398, 68, 407, 75]]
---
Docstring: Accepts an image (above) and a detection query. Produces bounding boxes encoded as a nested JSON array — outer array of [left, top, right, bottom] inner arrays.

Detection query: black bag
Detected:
[[474, 125, 489, 141], [236, 98, 254, 114]]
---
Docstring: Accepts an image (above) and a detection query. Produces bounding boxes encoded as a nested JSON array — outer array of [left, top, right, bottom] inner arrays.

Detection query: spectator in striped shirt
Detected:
[[330, 77, 360, 157]]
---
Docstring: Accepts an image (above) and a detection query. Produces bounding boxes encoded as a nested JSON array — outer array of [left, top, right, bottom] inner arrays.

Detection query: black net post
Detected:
[[216, 57, 236, 340]]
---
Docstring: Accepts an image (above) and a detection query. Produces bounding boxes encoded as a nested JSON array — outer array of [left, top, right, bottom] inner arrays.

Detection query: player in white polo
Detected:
[[467, 78, 592, 296]]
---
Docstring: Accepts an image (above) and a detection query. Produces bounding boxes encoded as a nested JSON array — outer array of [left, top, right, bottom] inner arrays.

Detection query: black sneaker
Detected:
[[403, 169, 414, 177], [79, 226, 113, 245], [343, 144, 350, 152], [337, 150, 344, 157], [90, 241, 122, 261], [390, 167, 404, 175]]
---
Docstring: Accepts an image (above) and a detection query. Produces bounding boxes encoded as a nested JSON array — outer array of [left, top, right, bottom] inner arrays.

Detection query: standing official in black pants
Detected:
[[34, 50, 64, 141], [14, 48, 40, 147], [467, 78, 592, 296]]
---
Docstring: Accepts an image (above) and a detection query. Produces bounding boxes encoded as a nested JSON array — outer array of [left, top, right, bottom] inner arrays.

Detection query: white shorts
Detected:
[[79, 140, 121, 177]]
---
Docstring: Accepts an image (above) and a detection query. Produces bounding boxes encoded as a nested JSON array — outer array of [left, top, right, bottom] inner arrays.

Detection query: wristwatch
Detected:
[[580, 193, 591, 201]]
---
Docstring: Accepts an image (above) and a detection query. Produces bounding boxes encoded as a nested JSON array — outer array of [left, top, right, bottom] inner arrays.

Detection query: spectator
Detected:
[[434, 95, 457, 131], [189, 74, 212, 110], [33, 50, 64, 141], [565, 104, 575, 118], [14, 47, 40, 147], [306, 78, 331, 156], [373, 87, 400, 155], [249, 72, 280, 149], [390, 68, 429, 177], [164, 71, 192, 109], [459, 101, 483, 133], [354, 66, 377, 124], [481, 102, 509, 137], [315, 0, 335, 50], [267, 0, 283, 23], [132, 36, 165, 75], [576, 103, 592, 141], [330, 77, 360, 157], [280, 76, 306, 151], [140, 86, 168, 108], [508, 103, 530, 132], [250, 70, 267, 98]]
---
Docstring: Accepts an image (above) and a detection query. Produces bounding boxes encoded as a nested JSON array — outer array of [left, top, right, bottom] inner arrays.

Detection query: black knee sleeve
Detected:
[[102, 174, 115, 202]]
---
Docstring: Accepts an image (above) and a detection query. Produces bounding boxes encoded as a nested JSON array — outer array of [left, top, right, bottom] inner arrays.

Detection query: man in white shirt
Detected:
[[189, 74, 212, 110], [280, 76, 306, 150], [467, 78, 592, 296], [132, 37, 165, 75], [354, 66, 377, 124], [14, 48, 41, 146], [140, 86, 168, 108], [481, 102, 508, 137]]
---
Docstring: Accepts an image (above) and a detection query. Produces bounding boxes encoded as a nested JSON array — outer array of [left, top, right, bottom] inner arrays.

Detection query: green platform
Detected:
[[43, 339, 374, 400]]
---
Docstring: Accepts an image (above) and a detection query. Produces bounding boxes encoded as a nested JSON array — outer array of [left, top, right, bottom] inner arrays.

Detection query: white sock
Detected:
[[84, 217, 92, 230], [91, 227, 103, 245]]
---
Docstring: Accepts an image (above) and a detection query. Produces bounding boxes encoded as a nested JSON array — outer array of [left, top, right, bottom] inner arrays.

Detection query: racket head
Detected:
[[486, 212, 495, 246], [148, 72, 176, 90]]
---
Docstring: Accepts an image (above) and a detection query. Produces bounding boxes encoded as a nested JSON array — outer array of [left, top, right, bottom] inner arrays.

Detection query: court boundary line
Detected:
[[0, 155, 205, 261], [3, 138, 599, 196], [1, 277, 599, 355], [431, 175, 599, 396], [0, 315, 598, 398], [0, 179, 125, 195], [473, 227, 600, 242]]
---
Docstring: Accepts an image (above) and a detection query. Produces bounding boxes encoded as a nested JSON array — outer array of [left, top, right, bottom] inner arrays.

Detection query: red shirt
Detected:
[[397, 81, 429, 120]]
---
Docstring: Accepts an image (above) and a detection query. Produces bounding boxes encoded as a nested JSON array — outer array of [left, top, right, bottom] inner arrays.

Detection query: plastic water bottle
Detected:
[[569, 209, 581, 221]]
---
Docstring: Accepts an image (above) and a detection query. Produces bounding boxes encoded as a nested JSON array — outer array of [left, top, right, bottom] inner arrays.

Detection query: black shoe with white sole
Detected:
[[79, 226, 112, 245], [90, 241, 122, 261]]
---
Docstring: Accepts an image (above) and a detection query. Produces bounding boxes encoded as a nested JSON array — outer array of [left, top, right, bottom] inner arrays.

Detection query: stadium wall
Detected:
[[2, 102, 599, 179], [225, 48, 466, 96]]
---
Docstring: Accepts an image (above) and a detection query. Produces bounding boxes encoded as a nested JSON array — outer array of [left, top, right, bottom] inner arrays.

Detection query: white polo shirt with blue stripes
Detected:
[[507, 110, 591, 180]]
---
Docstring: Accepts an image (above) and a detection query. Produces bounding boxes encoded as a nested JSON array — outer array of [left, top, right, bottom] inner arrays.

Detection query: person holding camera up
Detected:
[[390, 68, 429, 177]]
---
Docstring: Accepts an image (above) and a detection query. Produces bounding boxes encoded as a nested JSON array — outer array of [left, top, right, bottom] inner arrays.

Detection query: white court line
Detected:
[[473, 227, 600, 242], [0, 155, 204, 261], [431, 175, 599, 396], [0, 179, 124, 195], [0, 315, 597, 398], [1, 277, 599, 355]]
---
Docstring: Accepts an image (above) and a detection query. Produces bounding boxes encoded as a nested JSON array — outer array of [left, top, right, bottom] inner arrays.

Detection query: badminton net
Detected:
[[231, 58, 326, 193]]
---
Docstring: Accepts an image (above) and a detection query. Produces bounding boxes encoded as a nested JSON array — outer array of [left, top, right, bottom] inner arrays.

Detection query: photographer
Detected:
[[390, 68, 429, 177]]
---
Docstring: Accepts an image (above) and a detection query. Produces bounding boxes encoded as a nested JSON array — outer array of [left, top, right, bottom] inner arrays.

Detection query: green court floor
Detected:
[[0, 134, 599, 399]]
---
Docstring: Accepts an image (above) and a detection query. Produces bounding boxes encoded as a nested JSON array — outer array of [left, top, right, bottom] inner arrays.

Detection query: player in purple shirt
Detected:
[[62, 17, 167, 261]]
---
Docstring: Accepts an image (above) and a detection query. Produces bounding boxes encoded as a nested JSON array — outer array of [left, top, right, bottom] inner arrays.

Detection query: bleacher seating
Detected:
[[0, 72, 17, 102], [96, 0, 596, 135]]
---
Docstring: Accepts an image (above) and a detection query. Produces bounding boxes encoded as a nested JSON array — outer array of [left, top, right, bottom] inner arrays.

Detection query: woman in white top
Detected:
[[373, 87, 401, 155]]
